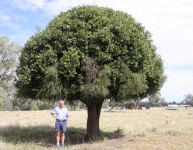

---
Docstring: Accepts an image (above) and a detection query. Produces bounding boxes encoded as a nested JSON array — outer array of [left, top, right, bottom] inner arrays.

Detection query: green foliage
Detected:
[[35, 100, 54, 110], [0, 37, 20, 88], [12, 98, 54, 111], [0, 88, 3, 110], [31, 102, 38, 110], [16, 6, 165, 105], [0, 36, 21, 110], [148, 92, 166, 107], [12, 98, 33, 111], [36, 67, 63, 100], [80, 61, 111, 103]]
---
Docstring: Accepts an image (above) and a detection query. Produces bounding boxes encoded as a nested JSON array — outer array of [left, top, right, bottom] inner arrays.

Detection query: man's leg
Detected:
[[55, 120, 61, 147], [60, 121, 67, 147], [60, 132, 65, 146], [56, 132, 60, 146]]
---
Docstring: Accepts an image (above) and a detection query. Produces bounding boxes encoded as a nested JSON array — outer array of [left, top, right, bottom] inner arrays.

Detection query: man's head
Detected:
[[58, 100, 65, 108]]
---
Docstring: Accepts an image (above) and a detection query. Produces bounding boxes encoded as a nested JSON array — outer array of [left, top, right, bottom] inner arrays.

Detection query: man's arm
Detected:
[[66, 109, 70, 122], [51, 112, 56, 118], [50, 108, 56, 119]]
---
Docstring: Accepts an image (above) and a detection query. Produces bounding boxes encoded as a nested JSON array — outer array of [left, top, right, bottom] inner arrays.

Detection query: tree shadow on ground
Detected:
[[0, 125, 124, 147]]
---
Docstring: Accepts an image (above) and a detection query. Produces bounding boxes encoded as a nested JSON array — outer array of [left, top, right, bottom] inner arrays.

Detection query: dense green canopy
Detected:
[[16, 6, 164, 104]]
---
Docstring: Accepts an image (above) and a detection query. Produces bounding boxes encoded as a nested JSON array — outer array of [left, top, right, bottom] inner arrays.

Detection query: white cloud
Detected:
[[5, 0, 193, 101], [0, 14, 11, 22], [9, 0, 46, 11], [0, 14, 21, 29], [43, 0, 97, 16], [0, 13, 32, 45]]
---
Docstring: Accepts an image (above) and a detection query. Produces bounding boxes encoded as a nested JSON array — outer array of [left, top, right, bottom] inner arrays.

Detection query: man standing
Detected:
[[50, 100, 69, 147]]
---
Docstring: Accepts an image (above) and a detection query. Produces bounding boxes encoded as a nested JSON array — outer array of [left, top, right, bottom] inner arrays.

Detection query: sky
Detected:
[[0, 0, 193, 102]]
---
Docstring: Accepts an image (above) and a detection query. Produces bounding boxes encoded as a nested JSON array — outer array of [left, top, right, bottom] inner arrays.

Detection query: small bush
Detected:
[[12, 99, 54, 111], [36, 101, 53, 110], [31, 103, 38, 110], [12, 98, 32, 111]]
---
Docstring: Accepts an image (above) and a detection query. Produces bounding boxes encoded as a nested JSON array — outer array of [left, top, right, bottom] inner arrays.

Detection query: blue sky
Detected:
[[0, 0, 193, 102]]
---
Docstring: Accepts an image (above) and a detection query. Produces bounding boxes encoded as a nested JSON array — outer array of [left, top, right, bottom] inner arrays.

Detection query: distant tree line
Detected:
[[107, 93, 193, 110], [181, 94, 193, 106]]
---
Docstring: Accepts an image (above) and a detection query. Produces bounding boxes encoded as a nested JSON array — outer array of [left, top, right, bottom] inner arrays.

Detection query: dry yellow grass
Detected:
[[0, 108, 193, 150]]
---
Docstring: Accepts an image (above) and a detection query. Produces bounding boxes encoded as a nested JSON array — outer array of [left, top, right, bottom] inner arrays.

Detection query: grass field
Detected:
[[0, 108, 193, 150]]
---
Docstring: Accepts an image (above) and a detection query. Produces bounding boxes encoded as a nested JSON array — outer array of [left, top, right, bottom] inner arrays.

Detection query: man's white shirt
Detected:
[[51, 106, 69, 120]]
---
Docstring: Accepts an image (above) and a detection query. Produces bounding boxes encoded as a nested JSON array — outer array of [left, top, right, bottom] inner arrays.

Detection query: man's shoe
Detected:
[[56, 143, 60, 147], [60, 144, 64, 147]]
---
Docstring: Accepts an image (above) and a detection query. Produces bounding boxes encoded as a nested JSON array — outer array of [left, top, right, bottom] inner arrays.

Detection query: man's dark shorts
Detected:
[[55, 119, 67, 132]]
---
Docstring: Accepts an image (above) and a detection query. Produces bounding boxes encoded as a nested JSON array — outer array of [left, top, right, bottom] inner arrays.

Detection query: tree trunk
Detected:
[[86, 102, 103, 139]]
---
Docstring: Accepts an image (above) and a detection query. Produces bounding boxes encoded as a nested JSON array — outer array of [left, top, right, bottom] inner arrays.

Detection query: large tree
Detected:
[[16, 6, 165, 138], [0, 36, 20, 110]]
